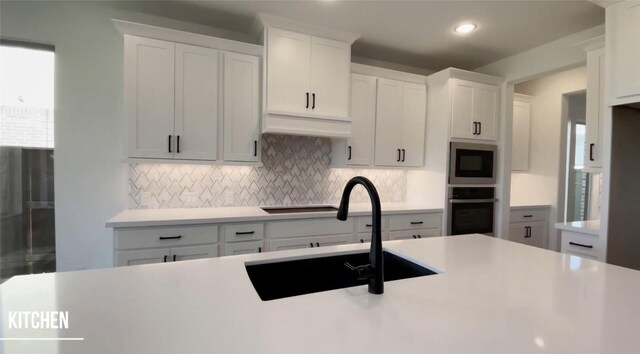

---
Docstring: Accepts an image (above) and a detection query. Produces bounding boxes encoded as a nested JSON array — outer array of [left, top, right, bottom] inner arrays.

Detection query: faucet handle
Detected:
[[344, 262, 374, 281]]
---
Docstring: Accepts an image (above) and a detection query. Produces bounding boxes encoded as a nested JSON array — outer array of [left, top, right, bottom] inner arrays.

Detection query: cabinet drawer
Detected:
[[561, 231, 599, 259], [267, 218, 354, 238], [115, 225, 218, 250], [269, 234, 352, 252], [510, 209, 549, 223], [224, 223, 264, 242], [357, 217, 387, 233], [388, 213, 441, 231], [224, 241, 264, 256], [389, 228, 441, 241]]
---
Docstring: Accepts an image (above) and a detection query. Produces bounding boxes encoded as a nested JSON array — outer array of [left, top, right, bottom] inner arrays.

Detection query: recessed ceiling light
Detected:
[[453, 23, 477, 34]]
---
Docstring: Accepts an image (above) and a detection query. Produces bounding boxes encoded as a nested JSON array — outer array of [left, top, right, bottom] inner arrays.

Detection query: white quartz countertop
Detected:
[[2, 234, 640, 353], [105, 202, 444, 228], [555, 220, 601, 236]]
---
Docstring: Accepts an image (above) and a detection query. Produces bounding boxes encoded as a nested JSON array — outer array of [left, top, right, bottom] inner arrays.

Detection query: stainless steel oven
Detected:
[[447, 187, 496, 236], [449, 142, 497, 185]]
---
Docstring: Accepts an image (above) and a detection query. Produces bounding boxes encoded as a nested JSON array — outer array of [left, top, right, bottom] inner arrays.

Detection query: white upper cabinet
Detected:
[[266, 28, 311, 115], [607, 0, 640, 105], [223, 52, 261, 162], [124, 33, 261, 163], [451, 79, 499, 141], [584, 41, 605, 171], [375, 79, 404, 166], [401, 82, 427, 167], [344, 74, 377, 166], [309, 36, 350, 117], [261, 18, 358, 138], [512, 94, 532, 171], [175, 44, 219, 161], [375, 78, 426, 167], [126, 36, 175, 159]]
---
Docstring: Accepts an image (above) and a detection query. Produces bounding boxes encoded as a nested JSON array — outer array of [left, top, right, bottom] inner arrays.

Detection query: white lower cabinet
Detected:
[[224, 241, 264, 256], [389, 228, 440, 241], [560, 231, 599, 260], [270, 234, 353, 252], [117, 249, 171, 266], [171, 245, 218, 261], [508, 221, 547, 249], [508, 207, 550, 249]]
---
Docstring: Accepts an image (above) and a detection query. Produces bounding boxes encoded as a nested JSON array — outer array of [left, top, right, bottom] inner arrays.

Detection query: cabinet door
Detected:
[[117, 248, 170, 267], [345, 74, 376, 166], [450, 79, 475, 140], [309, 36, 350, 117], [223, 52, 261, 162], [608, 0, 640, 103], [512, 97, 531, 171], [474, 83, 499, 141], [174, 44, 219, 160], [389, 228, 440, 241], [269, 234, 352, 252], [374, 78, 403, 166], [509, 221, 546, 249], [266, 28, 311, 114], [125, 36, 175, 159], [171, 244, 218, 262], [401, 82, 427, 167], [224, 241, 263, 256], [584, 47, 605, 170]]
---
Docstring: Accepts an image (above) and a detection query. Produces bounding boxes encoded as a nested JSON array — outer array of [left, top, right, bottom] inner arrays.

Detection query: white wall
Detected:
[[512, 66, 587, 250], [0, 1, 252, 271]]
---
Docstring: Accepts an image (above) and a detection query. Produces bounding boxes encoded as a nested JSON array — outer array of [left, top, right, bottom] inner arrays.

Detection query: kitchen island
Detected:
[[1, 234, 639, 353]]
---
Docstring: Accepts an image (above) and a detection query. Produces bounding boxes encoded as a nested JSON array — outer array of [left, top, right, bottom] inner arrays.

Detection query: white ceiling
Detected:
[[118, 0, 604, 71]]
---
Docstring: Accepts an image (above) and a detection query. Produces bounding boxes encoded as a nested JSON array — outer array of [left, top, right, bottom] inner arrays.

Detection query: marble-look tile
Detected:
[[129, 135, 407, 208]]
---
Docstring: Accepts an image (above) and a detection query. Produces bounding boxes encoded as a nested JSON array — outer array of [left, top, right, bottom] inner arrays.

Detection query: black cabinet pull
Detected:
[[163, 255, 167, 262], [258, 247, 262, 253], [569, 241, 593, 249], [401, 149, 406, 162], [590, 143, 595, 161], [159, 235, 182, 240], [254, 140, 258, 157], [312, 93, 315, 109], [309, 242, 314, 248], [173, 254, 177, 261], [397, 149, 401, 161], [524, 226, 531, 238], [168, 135, 172, 153], [347, 146, 352, 160], [365, 224, 372, 227], [176, 135, 180, 153], [478, 122, 482, 135], [412, 235, 417, 239], [360, 239, 364, 243], [417, 235, 422, 239], [235, 231, 255, 235], [523, 215, 533, 218], [410, 221, 424, 225], [316, 242, 320, 247], [473, 122, 478, 135], [306, 92, 309, 109]]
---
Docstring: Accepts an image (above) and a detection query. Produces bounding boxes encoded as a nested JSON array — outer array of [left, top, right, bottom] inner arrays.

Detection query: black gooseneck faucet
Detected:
[[337, 176, 384, 294]]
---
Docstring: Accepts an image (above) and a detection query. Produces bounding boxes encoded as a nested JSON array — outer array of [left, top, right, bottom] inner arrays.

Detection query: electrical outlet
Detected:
[[225, 191, 235, 206]]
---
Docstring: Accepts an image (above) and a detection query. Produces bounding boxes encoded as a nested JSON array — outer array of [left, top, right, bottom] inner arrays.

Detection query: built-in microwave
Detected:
[[449, 142, 497, 185]]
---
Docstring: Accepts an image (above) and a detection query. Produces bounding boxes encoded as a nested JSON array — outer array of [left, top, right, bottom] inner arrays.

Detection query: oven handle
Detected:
[[449, 198, 498, 204]]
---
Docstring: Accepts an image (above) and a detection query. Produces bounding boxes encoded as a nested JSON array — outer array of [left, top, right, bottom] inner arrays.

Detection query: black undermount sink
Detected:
[[261, 206, 338, 214], [245, 251, 437, 301]]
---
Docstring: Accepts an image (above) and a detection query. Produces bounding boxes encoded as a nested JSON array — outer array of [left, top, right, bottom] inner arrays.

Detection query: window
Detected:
[[0, 40, 55, 282]]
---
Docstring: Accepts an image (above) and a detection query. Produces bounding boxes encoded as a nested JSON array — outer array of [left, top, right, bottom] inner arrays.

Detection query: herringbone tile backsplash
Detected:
[[129, 135, 407, 209]]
